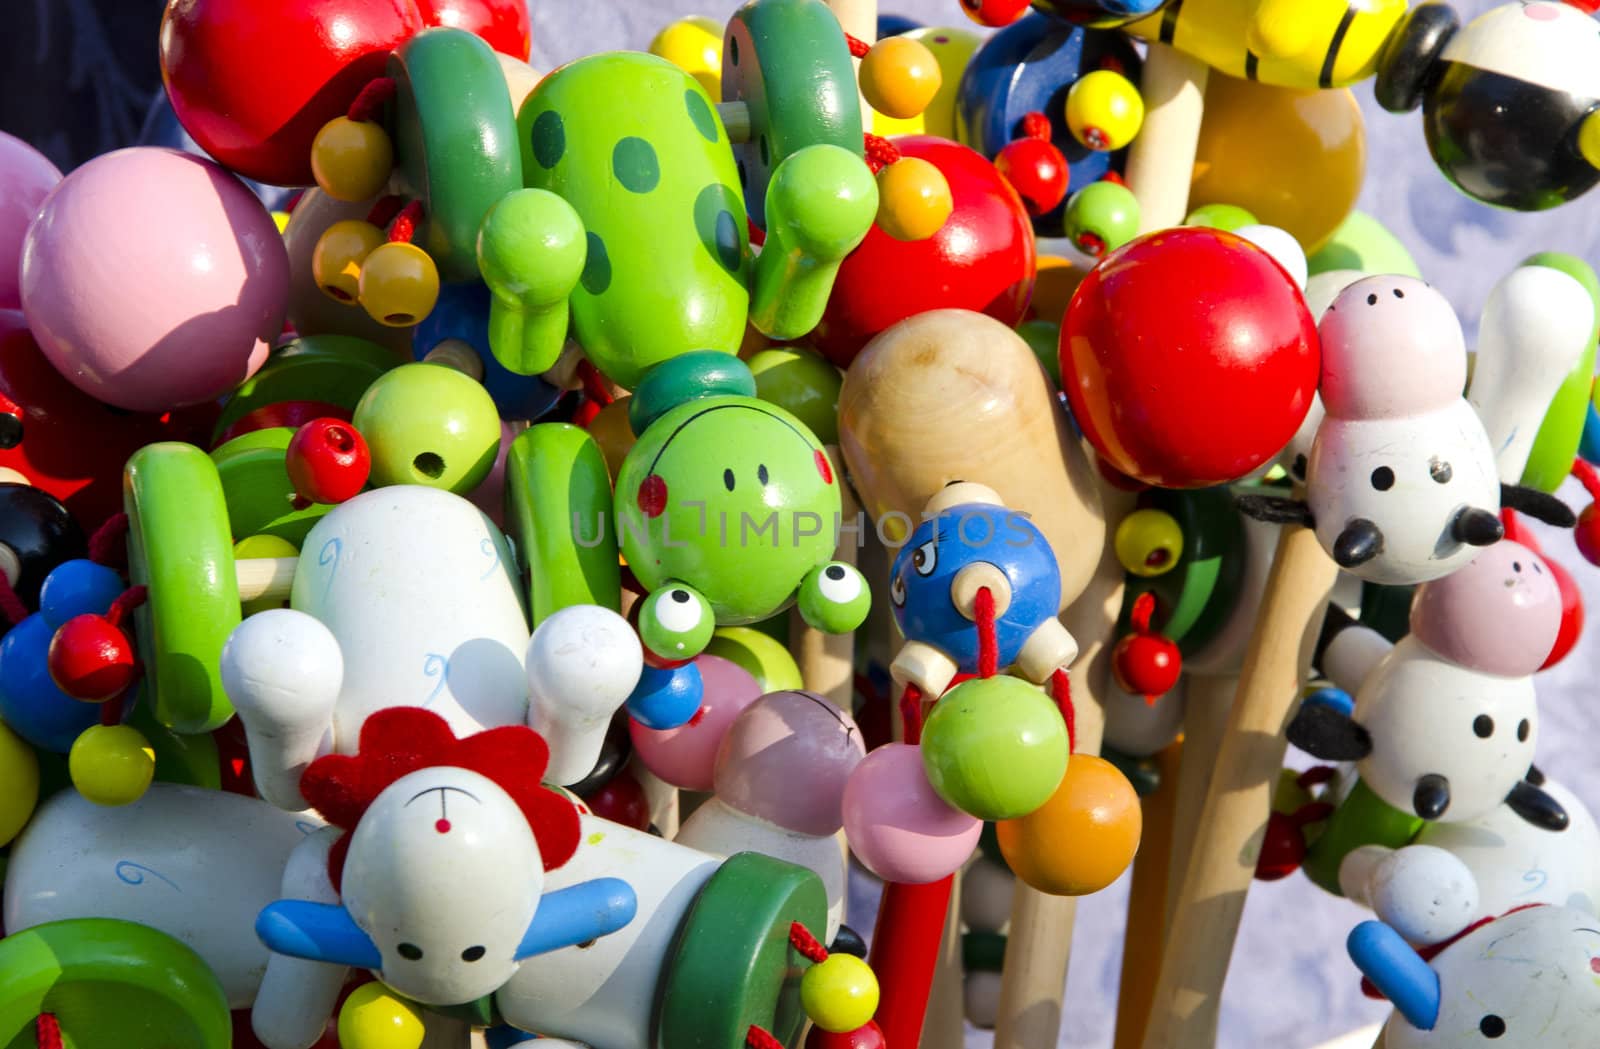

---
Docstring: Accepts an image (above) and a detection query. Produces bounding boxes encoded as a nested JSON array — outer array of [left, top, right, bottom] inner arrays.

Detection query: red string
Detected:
[[346, 77, 397, 123], [577, 359, 614, 407], [843, 32, 871, 58], [0, 572, 28, 627], [388, 200, 424, 244], [974, 586, 998, 678], [87, 512, 129, 567], [746, 1026, 785, 1049], [1129, 591, 1156, 635], [104, 585, 147, 630], [1289, 801, 1335, 829], [864, 133, 901, 174], [101, 694, 123, 726], [1296, 765, 1337, 790], [1051, 668, 1077, 755], [899, 682, 924, 745], [36, 1015, 63, 1049], [789, 921, 829, 963], [1572, 458, 1600, 503], [1021, 112, 1052, 142], [365, 195, 405, 229]]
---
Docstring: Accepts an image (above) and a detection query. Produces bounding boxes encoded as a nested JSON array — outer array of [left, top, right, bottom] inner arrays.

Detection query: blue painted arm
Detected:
[[256, 900, 381, 970], [516, 878, 639, 960], [1348, 920, 1440, 1031]]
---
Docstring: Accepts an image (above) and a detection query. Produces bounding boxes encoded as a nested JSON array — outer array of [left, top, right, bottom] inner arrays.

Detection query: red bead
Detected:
[[959, 0, 1031, 28], [48, 614, 136, 702], [806, 1021, 887, 1049], [286, 418, 372, 504], [579, 769, 651, 830], [1575, 503, 1600, 568], [994, 138, 1070, 217], [417, 0, 532, 58], [1254, 810, 1307, 881], [1060, 227, 1319, 489], [1111, 632, 1181, 699]]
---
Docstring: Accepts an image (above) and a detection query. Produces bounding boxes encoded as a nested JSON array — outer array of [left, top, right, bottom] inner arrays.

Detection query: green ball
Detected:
[[1183, 203, 1257, 232], [920, 676, 1068, 821], [1064, 182, 1140, 258], [1306, 210, 1420, 279], [637, 583, 716, 661], [796, 562, 870, 634], [353, 363, 501, 493], [1015, 321, 1061, 388], [748, 347, 843, 446], [770, 144, 879, 260]]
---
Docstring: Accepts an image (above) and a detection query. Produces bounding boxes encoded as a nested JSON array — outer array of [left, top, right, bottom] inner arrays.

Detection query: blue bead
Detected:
[[483, 1027, 540, 1049], [626, 662, 704, 730], [413, 282, 564, 422], [0, 614, 100, 752], [38, 559, 123, 627], [1303, 685, 1355, 719], [877, 13, 923, 37]]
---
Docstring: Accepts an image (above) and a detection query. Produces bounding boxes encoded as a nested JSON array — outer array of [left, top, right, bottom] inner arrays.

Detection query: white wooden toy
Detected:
[[1340, 844, 1481, 947], [251, 827, 348, 1049], [525, 603, 644, 787]]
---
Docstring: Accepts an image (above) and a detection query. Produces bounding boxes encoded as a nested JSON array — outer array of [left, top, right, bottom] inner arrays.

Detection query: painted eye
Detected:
[[398, 943, 423, 960], [890, 572, 907, 607], [1429, 459, 1452, 484], [639, 585, 715, 660], [818, 563, 862, 605], [1518, 719, 1530, 742], [799, 562, 871, 633], [911, 540, 938, 577], [1474, 714, 1494, 738], [1513, 561, 1522, 573], [1370, 466, 1395, 491], [757, 464, 770, 485], [723, 468, 735, 491], [461, 946, 485, 962], [1479, 1015, 1505, 1038]]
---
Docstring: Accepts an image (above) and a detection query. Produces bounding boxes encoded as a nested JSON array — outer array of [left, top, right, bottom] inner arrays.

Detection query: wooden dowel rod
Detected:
[[1162, 672, 1237, 934], [1113, 738, 1182, 1049], [237, 557, 298, 603], [790, 446, 858, 711], [1122, 45, 1209, 233]]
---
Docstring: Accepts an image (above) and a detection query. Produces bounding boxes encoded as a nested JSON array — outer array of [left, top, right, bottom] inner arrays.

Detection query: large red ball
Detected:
[[159, 0, 427, 187], [812, 137, 1035, 367], [418, 0, 531, 58], [1060, 228, 1318, 488]]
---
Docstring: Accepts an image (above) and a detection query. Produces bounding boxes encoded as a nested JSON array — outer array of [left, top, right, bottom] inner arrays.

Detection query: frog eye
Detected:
[[911, 540, 938, 577], [638, 584, 715, 660], [890, 572, 907, 607], [799, 562, 872, 634]]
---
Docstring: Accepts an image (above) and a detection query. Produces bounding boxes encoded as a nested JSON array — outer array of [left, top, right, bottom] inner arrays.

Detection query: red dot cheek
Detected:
[[814, 450, 834, 484], [1590, 956, 1600, 974], [435, 819, 451, 833], [638, 474, 668, 517]]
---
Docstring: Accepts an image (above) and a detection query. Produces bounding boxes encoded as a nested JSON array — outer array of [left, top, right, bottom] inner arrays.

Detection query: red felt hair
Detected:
[[300, 707, 581, 893]]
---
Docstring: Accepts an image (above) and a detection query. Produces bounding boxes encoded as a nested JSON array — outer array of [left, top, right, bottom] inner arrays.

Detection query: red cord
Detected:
[[365, 195, 405, 230], [843, 32, 871, 58], [1296, 765, 1337, 790], [104, 585, 148, 630], [577, 359, 614, 407], [0, 572, 28, 627], [864, 133, 900, 174], [1051, 668, 1077, 755], [346, 77, 397, 123], [899, 682, 924, 745], [36, 1015, 63, 1049], [1572, 458, 1600, 503], [789, 921, 829, 963], [87, 511, 129, 567], [1021, 112, 1052, 142], [746, 1026, 785, 1049], [388, 200, 424, 245], [1289, 801, 1335, 829], [1129, 591, 1156, 634], [974, 586, 998, 678]]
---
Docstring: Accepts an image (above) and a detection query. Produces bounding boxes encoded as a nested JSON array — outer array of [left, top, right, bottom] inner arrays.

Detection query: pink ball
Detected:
[[629, 654, 762, 790], [1318, 276, 1464, 421], [1410, 540, 1561, 677], [0, 133, 61, 311], [843, 742, 982, 884], [713, 690, 866, 836], [20, 148, 288, 412]]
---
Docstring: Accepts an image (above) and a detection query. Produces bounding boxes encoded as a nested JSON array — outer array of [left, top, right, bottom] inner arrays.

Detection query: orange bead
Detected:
[[311, 116, 394, 203], [995, 754, 1142, 896], [312, 220, 386, 304], [874, 158, 953, 242], [860, 38, 943, 121], [358, 241, 439, 328]]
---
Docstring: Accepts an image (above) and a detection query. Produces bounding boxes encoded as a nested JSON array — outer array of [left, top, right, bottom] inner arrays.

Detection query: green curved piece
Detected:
[[211, 428, 332, 547], [505, 424, 620, 625], [212, 334, 397, 444], [1519, 253, 1600, 492]]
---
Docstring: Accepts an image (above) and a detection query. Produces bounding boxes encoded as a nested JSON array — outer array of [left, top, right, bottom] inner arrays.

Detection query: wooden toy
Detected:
[[0, 133, 60, 312], [1031, 0, 1170, 28], [996, 752, 1142, 895], [651, 15, 726, 96], [1377, 1, 1600, 211], [627, 655, 760, 793], [0, 482, 83, 611], [0, 713, 37, 846], [416, 0, 531, 59], [212, 335, 395, 448], [868, 27, 982, 139], [18, 148, 289, 413], [0, 612, 102, 752], [351, 362, 502, 493], [525, 605, 646, 786], [843, 739, 984, 883], [1518, 253, 1600, 493], [281, 190, 419, 355], [411, 282, 563, 423]]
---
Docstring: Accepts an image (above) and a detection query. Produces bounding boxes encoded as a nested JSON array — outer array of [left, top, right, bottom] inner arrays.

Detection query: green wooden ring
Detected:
[[211, 335, 397, 444], [211, 428, 332, 548], [659, 851, 828, 1048], [723, 0, 863, 229], [1116, 486, 1244, 655], [0, 918, 231, 1049], [1301, 777, 1423, 896], [391, 27, 524, 284], [962, 930, 1007, 973], [125, 443, 242, 735], [628, 351, 758, 435], [505, 424, 620, 626], [703, 627, 804, 692]]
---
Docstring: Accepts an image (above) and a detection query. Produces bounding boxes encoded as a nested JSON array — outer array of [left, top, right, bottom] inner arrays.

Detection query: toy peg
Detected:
[[1113, 739, 1183, 1049], [1161, 671, 1236, 932], [790, 446, 860, 708], [1121, 43, 1208, 232], [477, 188, 586, 376]]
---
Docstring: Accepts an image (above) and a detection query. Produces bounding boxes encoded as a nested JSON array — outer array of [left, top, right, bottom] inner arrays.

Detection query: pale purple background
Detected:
[[527, 2, 1600, 1046]]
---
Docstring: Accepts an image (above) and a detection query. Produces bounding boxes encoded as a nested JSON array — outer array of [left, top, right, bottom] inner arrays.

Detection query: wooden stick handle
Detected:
[[790, 446, 858, 710], [1162, 672, 1238, 932], [1122, 44, 1210, 233], [1113, 739, 1182, 1049], [236, 557, 298, 603], [825, 0, 876, 125], [1138, 523, 1337, 1049]]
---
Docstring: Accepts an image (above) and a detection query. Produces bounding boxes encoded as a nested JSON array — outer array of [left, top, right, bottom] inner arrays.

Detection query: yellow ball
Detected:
[[358, 241, 441, 328], [650, 16, 723, 97], [236, 535, 300, 617], [1065, 70, 1144, 152], [860, 37, 943, 121], [1580, 112, 1600, 172], [875, 158, 953, 242], [0, 715, 40, 846], [1114, 508, 1183, 577], [338, 982, 424, 1049], [311, 117, 395, 203], [69, 725, 155, 807], [800, 954, 880, 1034], [272, 211, 291, 233], [313, 219, 386, 304], [872, 27, 981, 138]]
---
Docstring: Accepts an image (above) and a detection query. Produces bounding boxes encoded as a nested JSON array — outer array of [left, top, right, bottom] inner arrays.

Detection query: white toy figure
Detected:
[[1290, 540, 1567, 829], [674, 689, 865, 938]]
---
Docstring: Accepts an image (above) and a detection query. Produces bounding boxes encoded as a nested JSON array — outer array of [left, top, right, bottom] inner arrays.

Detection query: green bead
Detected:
[[1015, 321, 1061, 388], [637, 583, 716, 661], [628, 351, 757, 435], [767, 145, 880, 262], [353, 363, 501, 493], [1182, 203, 1257, 232], [1305, 210, 1420, 279], [962, 930, 1008, 973], [1064, 181, 1140, 258], [748, 346, 843, 446], [920, 676, 1068, 821], [1518, 252, 1599, 492], [705, 626, 805, 691], [796, 561, 870, 633], [212, 428, 329, 547]]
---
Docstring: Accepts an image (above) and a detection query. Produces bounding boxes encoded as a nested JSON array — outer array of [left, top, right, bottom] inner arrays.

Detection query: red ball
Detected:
[[1540, 552, 1583, 670], [959, 0, 1032, 27], [813, 137, 1035, 367], [1575, 503, 1600, 568], [160, 0, 427, 186], [580, 769, 651, 830], [48, 614, 136, 702], [1254, 810, 1307, 881], [418, 0, 531, 58], [287, 418, 372, 504], [1111, 632, 1180, 699], [1060, 228, 1319, 488], [806, 1021, 887, 1049], [994, 138, 1069, 217]]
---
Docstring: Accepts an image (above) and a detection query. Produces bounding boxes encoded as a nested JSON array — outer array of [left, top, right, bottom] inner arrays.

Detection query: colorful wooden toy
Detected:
[[1031, 0, 1170, 28], [842, 740, 983, 883], [629, 654, 764, 791], [0, 133, 60, 312], [868, 27, 982, 139]]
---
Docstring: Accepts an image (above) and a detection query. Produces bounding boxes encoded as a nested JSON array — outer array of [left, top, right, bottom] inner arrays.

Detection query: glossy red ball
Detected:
[[48, 614, 136, 702], [814, 137, 1035, 367], [1540, 552, 1583, 670], [417, 0, 530, 58], [1111, 632, 1181, 699], [806, 1021, 887, 1049], [1060, 228, 1319, 488], [1575, 503, 1600, 568], [580, 769, 651, 830], [159, 0, 427, 186], [994, 138, 1070, 217], [287, 418, 372, 504], [959, 0, 1032, 27]]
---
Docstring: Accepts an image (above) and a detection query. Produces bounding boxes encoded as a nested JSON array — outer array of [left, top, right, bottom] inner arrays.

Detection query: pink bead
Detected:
[[843, 742, 982, 884], [20, 147, 288, 412], [0, 133, 61, 311], [714, 690, 866, 836], [467, 420, 520, 528], [1318, 276, 1465, 421], [1410, 541, 1562, 677], [629, 654, 762, 791]]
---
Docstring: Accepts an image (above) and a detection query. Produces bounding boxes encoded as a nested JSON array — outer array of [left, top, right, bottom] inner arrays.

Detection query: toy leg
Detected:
[[252, 828, 348, 1049], [889, 640, 958, 699], [1014, 618, 1079, 684]]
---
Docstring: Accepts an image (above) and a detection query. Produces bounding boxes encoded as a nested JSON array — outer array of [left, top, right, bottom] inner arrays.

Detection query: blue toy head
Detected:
[[1031, 0, 1170, 28]]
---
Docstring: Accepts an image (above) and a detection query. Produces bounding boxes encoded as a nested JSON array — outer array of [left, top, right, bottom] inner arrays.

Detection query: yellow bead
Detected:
[[1580, 111, 1600, 173], [236, 535, 300, 617], [272, 211, 291, 233], [358, 241, 440, 328], [69, 724, 155, 807], [311, 116, 395, 203], [800, 954, 880, 1034], [338, 982, 425, 1049], [650, 16, 723, 97], [1114, 508, 1184, 577], [860, 37, 943, 121], [1065, 70, 1145, 152], [875, 158, 953, 242], [0, 715, 40, 846], [313, 220, 386, 304]]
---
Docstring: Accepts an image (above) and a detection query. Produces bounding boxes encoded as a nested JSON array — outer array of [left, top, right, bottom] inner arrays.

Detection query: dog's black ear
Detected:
[[1413, 774, 1451, 820], [1501, 484, 1576, 528], [1237, 494, 1315, 528], [1507, 778, 1569, 832], [1287, 701, 1373, 761]]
